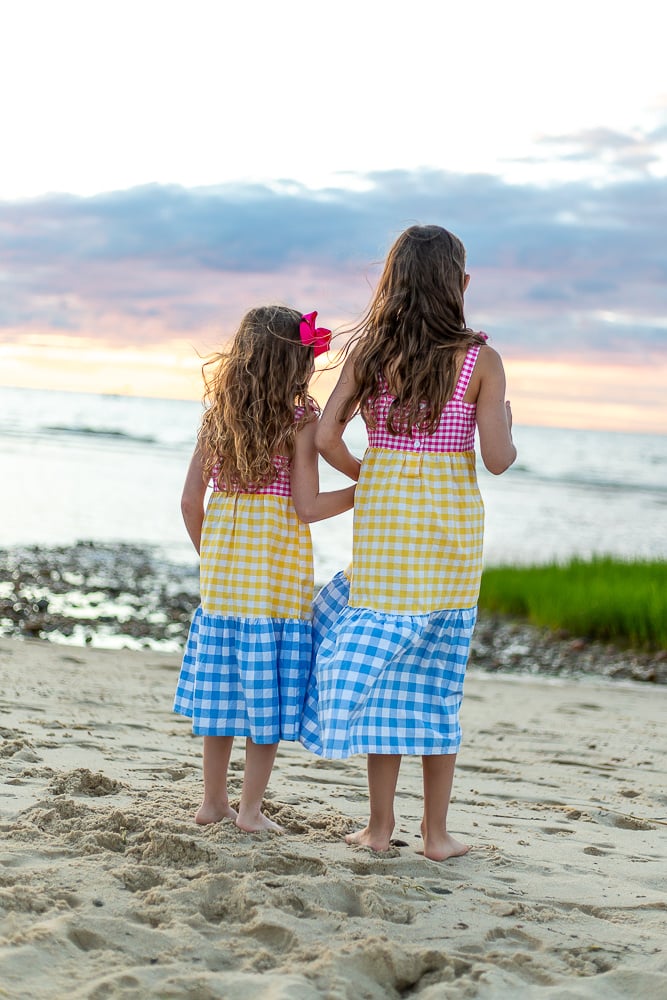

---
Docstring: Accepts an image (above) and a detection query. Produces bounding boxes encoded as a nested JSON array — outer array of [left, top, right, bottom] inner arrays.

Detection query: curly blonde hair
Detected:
[[340, 225, 486, 433], [198, 305, 318, 491]]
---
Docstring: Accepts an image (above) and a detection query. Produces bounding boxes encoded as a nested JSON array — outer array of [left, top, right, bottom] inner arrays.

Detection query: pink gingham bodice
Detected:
[[212, 403, 314, 496], [366, 345, 481, 453]]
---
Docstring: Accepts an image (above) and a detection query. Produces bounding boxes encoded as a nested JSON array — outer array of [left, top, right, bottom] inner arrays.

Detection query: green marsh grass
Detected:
[[479, 557, 667, 650]]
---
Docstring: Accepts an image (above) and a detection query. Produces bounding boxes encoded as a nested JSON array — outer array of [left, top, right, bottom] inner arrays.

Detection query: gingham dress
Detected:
[[173, 407, 314, 743], [301, 347, 483, 758]]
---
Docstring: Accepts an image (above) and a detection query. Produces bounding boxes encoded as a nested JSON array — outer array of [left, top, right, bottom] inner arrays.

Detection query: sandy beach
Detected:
[[1, 635, 666, 999]]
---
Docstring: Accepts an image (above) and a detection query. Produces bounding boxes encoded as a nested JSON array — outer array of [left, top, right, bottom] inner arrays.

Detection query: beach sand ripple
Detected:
[[1, 637, 666, 999]]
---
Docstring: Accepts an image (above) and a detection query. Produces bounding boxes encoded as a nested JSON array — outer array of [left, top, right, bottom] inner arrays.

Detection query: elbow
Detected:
[[292, 492, 316, 523], [483, 445, 517, 476], [293, 502, 317, 524], [181, 493, 200, 521], [314, 424, 337, 456]]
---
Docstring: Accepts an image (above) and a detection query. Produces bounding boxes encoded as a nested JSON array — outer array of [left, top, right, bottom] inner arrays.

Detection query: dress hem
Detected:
[[175, 710, 300, 743], [299, 737, 462, 758]]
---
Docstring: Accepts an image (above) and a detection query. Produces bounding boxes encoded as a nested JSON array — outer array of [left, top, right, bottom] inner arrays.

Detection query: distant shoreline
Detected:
[[1, 541, 665, 684]]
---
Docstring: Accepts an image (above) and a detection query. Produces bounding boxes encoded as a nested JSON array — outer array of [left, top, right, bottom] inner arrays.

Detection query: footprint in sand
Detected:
[[312, 938, 475, 995], [485, 926, 543, 948], [246, 919, 299, 952], [594, 810, 656, 831], [49, 769, 123, 797], [197, 874, 259, 924], [248, 852, 327, 877], [67, 926, 108, 952], [25, 796, 90, 832], [321, 879, 414, 924], [132, 829, 218, 867], [87, 975, 142, 998], [111, 864, 163, 892], [1, 739, 41, 763], [0, 883, 80, 915]]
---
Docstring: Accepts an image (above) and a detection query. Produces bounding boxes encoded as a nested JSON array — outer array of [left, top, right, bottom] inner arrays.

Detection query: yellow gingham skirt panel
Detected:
[[349, 449, 484, 614], [199, 493, 314, 619]]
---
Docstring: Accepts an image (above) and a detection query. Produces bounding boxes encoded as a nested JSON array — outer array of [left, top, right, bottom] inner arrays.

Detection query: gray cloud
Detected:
[[0, 168, 665, 359], [525, 119, 667, 178]]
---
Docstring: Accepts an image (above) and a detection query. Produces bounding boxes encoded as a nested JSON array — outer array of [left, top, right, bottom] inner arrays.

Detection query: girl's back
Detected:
[[175, 303, 356, 834], [303, 226, 515, 858], [175, 306, 326, 745], [200, 402, 315, 620], [349, 343, 485, 615]]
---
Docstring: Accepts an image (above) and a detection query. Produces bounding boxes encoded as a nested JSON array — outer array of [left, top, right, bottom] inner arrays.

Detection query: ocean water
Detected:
[[1, 385, 666, 584]]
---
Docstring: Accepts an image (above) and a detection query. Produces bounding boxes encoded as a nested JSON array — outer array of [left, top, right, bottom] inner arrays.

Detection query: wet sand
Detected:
[[1, 636, 665, 999]]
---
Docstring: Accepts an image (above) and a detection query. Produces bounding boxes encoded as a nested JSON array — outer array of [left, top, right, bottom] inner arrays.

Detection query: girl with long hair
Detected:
[[301, 226, 516, 860], [174, 305, 358, 832]]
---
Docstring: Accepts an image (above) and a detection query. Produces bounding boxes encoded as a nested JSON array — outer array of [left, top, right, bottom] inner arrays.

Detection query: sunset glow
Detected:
[[1, 336, 664, 436], [0, 1, 665, 433]]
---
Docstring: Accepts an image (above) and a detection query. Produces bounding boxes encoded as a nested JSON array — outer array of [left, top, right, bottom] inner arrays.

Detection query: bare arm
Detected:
[[181, 446, 208, 553], [314, 355, 362, 481], [474, 347, 517, 475], [291, 418, 356, 524]]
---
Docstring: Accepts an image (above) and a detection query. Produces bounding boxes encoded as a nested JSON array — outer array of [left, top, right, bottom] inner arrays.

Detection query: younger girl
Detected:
[[174, 305, 357, 832], [301, 225, 516, 860]]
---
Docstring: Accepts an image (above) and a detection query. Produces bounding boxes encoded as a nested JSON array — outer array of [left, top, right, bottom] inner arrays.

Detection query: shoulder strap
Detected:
[[452, 345, 481, 400]]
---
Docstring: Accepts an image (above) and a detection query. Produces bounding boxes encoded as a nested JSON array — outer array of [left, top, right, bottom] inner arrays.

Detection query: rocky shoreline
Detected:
[[0, 543, 199, 652], [470, 613, 666, 684], [1, 542, 665, 683]]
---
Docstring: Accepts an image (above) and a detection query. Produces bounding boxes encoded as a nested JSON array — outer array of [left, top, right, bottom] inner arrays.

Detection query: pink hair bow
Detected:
[[299, 311, 331, 358]]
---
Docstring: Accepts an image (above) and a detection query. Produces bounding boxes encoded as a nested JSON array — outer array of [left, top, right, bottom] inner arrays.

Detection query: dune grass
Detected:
[[478, 557, 667, 650]]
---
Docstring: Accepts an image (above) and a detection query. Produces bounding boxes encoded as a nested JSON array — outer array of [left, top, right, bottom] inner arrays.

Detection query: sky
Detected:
[[1, 0, 666, 432]]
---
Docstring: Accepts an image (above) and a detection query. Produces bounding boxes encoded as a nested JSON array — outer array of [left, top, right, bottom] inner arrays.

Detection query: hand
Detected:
[[505, 400, 513, 432]]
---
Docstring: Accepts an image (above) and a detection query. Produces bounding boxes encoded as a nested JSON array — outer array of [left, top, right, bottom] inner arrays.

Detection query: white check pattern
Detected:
[[173, 405, 316, 741], [213, 455, 292, 496], [211, 403, 315, 496], [349, 346, 485, 614], [174, 607, 311, 741], [367, 346, 480, 452], [350, 449, 484, 613], [301, 580, 476, 758], [299, 348, 486, 759], [199, 493, 314, 619], [300, 569, 351, 755]]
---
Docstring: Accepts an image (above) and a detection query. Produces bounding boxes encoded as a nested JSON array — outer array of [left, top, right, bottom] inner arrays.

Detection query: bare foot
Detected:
[[421, 830, 470, 862], [195, 801, 238, 825], [235, 811, 284, 834], [344, 825, 393, 852]]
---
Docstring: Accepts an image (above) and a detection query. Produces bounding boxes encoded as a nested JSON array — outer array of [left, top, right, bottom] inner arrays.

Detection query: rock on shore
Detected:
[[1, 542, 665, 683]]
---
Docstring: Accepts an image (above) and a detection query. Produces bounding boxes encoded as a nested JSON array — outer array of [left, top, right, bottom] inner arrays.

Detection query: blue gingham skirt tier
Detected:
[[300, 572, 476, 758], [173, 606, 311, 742]]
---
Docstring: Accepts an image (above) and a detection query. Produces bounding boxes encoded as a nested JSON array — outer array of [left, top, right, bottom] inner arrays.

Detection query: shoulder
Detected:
[[326, 352, 361, 403], [474, 345, 508, 397], [474, 343, 505, 372], [292, 411, 318, 455], [340, 350, 361, 381], [462, 342, 506, 402]]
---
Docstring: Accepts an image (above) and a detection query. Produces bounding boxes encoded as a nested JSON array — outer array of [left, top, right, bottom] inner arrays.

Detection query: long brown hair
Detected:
[[198, 305, 317, 491], [340, 225, 486, 433]]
